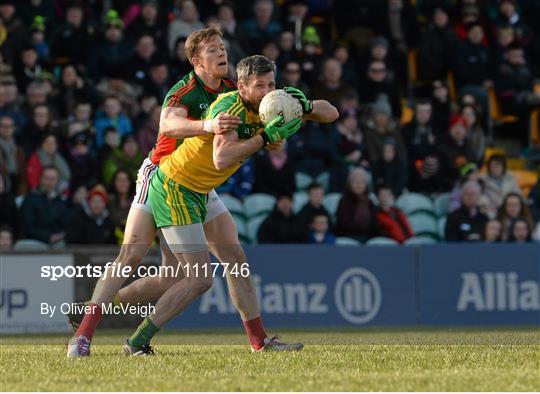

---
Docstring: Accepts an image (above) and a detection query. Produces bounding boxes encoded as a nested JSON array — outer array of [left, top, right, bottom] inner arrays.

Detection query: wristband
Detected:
[[203, 119, 213, 133], [260, 132, 271, 146]]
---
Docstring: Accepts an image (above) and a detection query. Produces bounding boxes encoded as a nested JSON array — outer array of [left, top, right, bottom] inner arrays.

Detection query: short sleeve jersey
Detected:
[[159, 90, 264, 194], [148, 71, 236, 165]]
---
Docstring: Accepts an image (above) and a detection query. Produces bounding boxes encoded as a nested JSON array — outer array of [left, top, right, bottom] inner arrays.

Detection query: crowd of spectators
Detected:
[[1, 0, 540, 250]]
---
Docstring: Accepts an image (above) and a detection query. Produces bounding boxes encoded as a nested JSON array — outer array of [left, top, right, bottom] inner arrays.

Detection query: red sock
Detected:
[[75, 303, 103, 340], [243, 316, 267, 350]]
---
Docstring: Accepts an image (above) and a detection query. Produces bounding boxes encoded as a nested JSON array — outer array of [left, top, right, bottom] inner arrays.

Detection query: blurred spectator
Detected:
[[253, 141, 296, 197], [483, 218, 503, 242], [0, 174, 18, 237], [216, 2, 249, 66], [507, 216, 532, 243], [418, 6, 458, 82], [279, 60, 310, 96], [144, 56, 170, 102], [371, 139, 408, 197], [357, 60, 401, 118], [364, 99, 406, 163], [335, 168, 379, 242], [216, 157, 254, 200], [333, 43, 357, 86], [97, 126, 120, 164], [95, 10, 132, 80], [136, 104, 160, 157], [490, 25, 515, 67], [26, 133, 71, 193], [14, 44, 45, 93], [277, 31, 295, 67], [258, 193, 303, 244], [296, 182, 332, 236], [295, 25, 324, 86], [0, 0, 28, 64], [96, 67, 141, 118], [22, 81, 49, 119], [496, 192, 534, 240], [0, 115, 26, 194], [460, 104, 485, 164], [66, 184, 116, 244], [49, 1, 95, 71], [261, 41, 280, 66], [401, 100, 439, 168], [430, 79, 451, 133], [436, 115, 476, 190], [126, 0, 167, 52], [445, 180, 488, 242], [0, 224, 14, 252], [168, 37, 192, 80], [127, 34, 157, 85], [311, 58, 355, 109], [54, 64, 100, 119], [448, 163, 490, 215], [94, 95, 133, 149], [308, 214, 336, 245], [453, 22, 491, 108], [66, 132, 97, 189], [375, 184, 413, 244], [66, 184, 88, 214], [528, 180, 540, 222], [378, 0, 419, 57], [20, 166, 67, 245], [18, 103, 54, 156], [288, 121, 340, 178], [64, 99, 94, 140], [108, 169, 134, 232], [28, 17, 51, 61], [482, 154, 521, 213], [0, 78, 26, 132], [168, 0, 204, 53], [102, 134, 143, 187], [240, 0, 282, 53], [19, 0, 56, 31], [494, 42, 540, 147], [490, 0, 532, 48]]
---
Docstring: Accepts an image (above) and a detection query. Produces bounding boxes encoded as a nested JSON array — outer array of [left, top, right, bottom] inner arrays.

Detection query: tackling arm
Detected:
[[303, 100, 339, 123], [159, 107, 242, 139]]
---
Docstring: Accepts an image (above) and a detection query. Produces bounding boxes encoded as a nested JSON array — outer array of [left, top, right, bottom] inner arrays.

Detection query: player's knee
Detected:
[[157, 275, 181, 293], [191, 277, 213, 294], [117, 246, 144, 267]]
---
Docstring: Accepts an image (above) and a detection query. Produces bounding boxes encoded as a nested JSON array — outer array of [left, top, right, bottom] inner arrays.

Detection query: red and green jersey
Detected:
[[148, 70, 236, 165]]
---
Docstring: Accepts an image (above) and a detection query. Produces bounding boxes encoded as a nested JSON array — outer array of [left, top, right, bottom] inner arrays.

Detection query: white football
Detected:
[[258, 89, 303, 125]]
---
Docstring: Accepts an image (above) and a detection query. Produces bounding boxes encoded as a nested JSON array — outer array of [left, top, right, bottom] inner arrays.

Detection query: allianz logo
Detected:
[[457, 272, 540, 311], [198, 268, 382, 324]]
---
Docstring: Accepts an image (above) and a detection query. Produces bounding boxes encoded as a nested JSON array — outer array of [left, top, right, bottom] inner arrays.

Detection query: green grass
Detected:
[[1, 329, 539, 391]]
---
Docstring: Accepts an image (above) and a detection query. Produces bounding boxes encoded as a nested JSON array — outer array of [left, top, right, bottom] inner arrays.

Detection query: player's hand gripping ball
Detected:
[[259, 89, 304, 126]]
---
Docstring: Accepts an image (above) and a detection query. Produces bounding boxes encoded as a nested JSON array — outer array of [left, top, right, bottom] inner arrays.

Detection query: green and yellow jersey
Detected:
[[159, 90, 263, 194]]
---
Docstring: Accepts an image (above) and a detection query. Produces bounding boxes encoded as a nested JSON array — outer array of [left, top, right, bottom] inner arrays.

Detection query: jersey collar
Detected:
[[193, 71, 225, 94]]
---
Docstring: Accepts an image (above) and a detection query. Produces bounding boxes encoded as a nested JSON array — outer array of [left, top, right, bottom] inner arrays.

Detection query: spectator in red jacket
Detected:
[[375, 184, 413, 243]]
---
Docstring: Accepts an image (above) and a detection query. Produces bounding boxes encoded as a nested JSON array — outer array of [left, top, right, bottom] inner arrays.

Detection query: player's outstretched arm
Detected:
[[159, 107, 242, 139], [303, 100, 339, 123]]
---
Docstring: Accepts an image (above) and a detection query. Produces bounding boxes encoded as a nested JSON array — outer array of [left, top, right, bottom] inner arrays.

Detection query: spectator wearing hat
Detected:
[[168, 0, 205, 54], [482, 154, 521, 212], [371, 138, 408, 197], [452, 21, 491, 109], [239, 0, 282, 53], [95, 10, 132, 81], [375, 184, 413, 244], [418, 6, 458, 82], [66, 131, 97, 189], [20, 166, 68, 245], [445, 180, 489, 242], [357, 60, 401, 119], [258, 193, 304, 244], [93, 95, 133, 149], [29, 15, 50, 61], [436, 115, 476, 190], [26, 133, 71, 194], [49, 2, 96, 70], [126, 0, 167, 52], [364, 98, 406, 164], [310, 58, 355, 109], [102, 134, 143, 188], [66, 184, 116, 244], [0, 115, 26, 194], [335, 167, 379, 243]]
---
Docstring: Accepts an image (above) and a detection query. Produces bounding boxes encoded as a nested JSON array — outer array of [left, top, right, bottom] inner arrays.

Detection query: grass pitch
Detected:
[[1, 329, 538, 391]]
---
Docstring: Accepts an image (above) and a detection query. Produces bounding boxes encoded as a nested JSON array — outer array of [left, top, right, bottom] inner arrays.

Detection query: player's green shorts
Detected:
[[148, 168, 207, 228]]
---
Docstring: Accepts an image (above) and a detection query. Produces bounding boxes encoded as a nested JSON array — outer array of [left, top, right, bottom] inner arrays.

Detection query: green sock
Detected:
[[128, 317, 160, 347]]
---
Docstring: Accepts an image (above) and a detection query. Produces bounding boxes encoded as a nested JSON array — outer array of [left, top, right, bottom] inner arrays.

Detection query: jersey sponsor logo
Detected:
[[457, 272, 540, 311], [199, 103, 209, 110], [334, 267, 381, 324]]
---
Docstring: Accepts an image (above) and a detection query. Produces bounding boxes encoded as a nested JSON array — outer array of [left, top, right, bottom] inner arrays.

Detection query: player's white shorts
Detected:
[[131, 158, 227, 224]]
